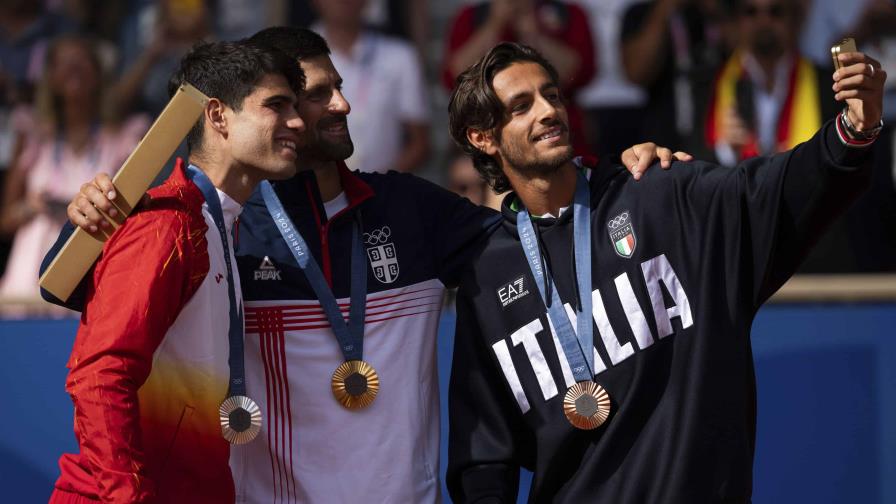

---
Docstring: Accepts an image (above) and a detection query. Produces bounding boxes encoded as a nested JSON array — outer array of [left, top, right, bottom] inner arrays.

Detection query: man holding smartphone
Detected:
[[446, 41, 884, 502]]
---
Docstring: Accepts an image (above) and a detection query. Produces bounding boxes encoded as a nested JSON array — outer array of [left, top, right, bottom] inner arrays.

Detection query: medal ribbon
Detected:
[[517, 172, 594, 382], [186, 165, 247, 397], [260, 181, 367, 362]]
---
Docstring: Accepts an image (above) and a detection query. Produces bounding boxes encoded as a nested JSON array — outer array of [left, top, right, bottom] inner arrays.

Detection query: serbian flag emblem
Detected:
[[607, 211, 636, 258]]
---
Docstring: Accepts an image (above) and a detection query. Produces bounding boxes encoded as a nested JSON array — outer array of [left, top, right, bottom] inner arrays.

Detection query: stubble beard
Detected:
[[501, 139, 574, 179], [300, 132, 355, 165]]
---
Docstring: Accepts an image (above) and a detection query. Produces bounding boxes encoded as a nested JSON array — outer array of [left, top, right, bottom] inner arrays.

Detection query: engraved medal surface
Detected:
[[220, 395, 262, 444], [332, 360, 380, 410], [563, 381, 611, 430]]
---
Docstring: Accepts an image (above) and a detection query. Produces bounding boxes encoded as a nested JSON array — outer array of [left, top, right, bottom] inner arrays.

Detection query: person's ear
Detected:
[[205, 98, 228, 137], [467, 128, 498, 156]]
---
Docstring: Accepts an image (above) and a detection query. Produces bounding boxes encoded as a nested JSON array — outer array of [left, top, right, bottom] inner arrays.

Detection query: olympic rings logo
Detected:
[[363, 226, 392, 245], [607, 212, 630, 230]]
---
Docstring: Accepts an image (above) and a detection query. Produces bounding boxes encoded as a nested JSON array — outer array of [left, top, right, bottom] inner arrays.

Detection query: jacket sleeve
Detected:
[[754, 117, 873, 302], [66, 208, 205, 503], [673, 116, 873, 309], [735, 117, 873, 305], [447, 283, 532, 503], [408, 174, 501, 288], [39, 221, 89, 311]]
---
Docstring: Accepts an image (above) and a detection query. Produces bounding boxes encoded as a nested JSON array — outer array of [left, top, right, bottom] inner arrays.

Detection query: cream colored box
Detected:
[[39, 84, 209, 301]]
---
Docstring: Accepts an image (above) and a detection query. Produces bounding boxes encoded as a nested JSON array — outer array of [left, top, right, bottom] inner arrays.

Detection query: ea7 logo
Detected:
[[254, 256, 282, 281], [497, 276, 529, 308]]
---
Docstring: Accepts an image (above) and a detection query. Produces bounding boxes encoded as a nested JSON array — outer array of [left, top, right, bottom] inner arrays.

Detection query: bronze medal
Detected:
[[563, 381, 611, 430], [219, 395, 262, 444], [331, 360, 380, 410]]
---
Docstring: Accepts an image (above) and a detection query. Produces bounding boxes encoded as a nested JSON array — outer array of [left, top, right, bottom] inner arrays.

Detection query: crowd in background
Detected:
[[0, 0, 894, 310]]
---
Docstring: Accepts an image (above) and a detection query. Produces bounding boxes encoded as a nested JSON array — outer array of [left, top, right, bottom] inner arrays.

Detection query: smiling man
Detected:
[[446, 42, 884, 502], [48, 40, 305, 504]]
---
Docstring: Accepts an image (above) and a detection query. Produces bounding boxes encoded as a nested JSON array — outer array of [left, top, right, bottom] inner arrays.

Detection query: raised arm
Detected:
[[755, 50, 885, 301]]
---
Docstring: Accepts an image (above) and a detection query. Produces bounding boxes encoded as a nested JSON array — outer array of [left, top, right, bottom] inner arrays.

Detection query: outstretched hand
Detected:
[[833, 51, 887, 131], [621, 143, 694, 181]]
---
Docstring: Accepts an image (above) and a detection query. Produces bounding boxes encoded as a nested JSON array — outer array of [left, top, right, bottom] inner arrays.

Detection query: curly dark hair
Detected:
[[168, 40, 305, 152], [448, 42, 560, 194]]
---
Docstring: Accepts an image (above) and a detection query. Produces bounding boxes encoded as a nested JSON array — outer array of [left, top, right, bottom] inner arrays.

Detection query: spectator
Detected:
[[447, 152, 504, 211], [0, 85, 34, 278], [575, 0, 648, 157], [695, 0, 837, 166], [852, 0, 896, 123], [621, 0, 727, 150], [693, 0, 894, 273], [49, 0, 128, 44], [0, 35, 148, 303], [442, 0, 596, 153], [214, 0, 286, 41], [799, 0, 873, 68], [292, 0, 428, 58], [802, 0, 896, 272], [0, 1, 75, 98], [114, 0, 211, 117], [311, 0, 430, 173], [370, 0, 429, 59]]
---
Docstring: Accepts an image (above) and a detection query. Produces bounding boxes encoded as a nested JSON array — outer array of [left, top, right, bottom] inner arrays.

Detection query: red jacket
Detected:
[[53, 161, 236, 503]]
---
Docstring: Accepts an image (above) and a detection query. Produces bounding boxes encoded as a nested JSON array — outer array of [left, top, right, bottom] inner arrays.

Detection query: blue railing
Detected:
[[3, 302, 894, 503]]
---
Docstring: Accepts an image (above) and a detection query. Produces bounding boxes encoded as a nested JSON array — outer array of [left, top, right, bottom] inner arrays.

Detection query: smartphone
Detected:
[[831, 38, 857, 70]]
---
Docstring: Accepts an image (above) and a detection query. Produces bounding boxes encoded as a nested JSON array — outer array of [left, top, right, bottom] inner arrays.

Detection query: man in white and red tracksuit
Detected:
[[47, 40, 305, 503]]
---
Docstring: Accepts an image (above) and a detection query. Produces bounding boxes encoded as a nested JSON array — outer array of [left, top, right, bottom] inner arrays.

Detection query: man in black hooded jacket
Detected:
[[446, 41, 885, 502]]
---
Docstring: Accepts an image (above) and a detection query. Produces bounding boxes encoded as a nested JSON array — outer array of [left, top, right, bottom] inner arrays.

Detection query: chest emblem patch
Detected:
[[497, 275, 530, 308], [254, 256, 282, 281], [607, 211, 637, 258], [364, 226, 399, 284]]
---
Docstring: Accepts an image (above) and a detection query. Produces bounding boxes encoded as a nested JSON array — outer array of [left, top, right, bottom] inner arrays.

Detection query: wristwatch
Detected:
[[840, 106, 884, 141]]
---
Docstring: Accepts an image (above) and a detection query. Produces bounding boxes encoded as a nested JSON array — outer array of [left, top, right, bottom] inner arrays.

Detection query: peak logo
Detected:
[[497, 276, 529, 308], [254, 256, 282, 281]]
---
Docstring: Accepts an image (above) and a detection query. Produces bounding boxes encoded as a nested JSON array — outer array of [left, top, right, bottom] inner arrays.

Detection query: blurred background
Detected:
[[0, 0, 894, 502]]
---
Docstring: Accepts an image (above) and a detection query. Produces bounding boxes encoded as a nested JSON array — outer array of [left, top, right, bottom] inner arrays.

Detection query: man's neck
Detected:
[[298, 158, 344, 202], [190, 154, 256, 205], [506, 161, 578, 217], [316, 166, 343, 202], [748, 51, 790, 93]]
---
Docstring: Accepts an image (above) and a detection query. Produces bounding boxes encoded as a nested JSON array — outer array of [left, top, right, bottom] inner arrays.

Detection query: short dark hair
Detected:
[[448, 42, 560, 194], [168, 40, 305, 152], [248, 26, 331, 61]]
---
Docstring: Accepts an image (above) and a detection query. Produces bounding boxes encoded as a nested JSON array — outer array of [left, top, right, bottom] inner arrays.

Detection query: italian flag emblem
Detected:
[[607, 211, 637, 258]]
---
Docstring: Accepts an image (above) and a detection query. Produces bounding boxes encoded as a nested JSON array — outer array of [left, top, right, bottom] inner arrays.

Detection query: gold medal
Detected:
[[331, 360, 379, 410], [563, 381, 611, 430], [219, 395, 262, 444]]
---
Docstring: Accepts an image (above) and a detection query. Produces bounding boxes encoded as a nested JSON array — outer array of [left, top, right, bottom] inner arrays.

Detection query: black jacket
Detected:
[[448, 119, 873, 503]]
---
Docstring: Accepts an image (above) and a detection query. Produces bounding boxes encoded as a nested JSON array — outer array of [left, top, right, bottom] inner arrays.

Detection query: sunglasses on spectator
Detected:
[[742, 3, 787, 18]]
